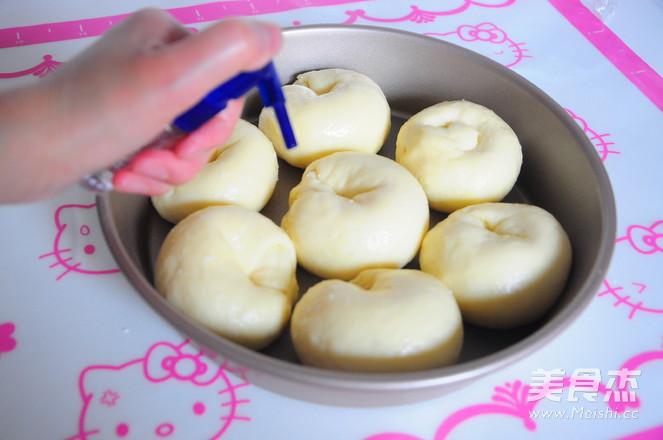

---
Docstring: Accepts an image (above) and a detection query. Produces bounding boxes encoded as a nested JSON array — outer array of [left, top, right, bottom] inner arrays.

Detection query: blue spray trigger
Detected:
[[173, 61, 297, 149]]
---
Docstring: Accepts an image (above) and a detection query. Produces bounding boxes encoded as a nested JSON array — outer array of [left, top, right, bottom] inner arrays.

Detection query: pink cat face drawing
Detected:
[[564, 108, 619, 162], [426, 22, 531, 67], [39, 203, 120, 280], [70, 341, 250, 440]]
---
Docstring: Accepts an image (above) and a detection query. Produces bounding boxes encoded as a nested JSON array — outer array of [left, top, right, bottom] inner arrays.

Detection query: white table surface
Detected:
[[1, 1, 662, 439]]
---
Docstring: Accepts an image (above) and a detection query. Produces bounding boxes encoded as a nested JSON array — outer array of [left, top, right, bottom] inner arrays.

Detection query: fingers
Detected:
[[129, 148, 211, 182], [173, 98, 245, 159], [113, 138, 216, 195], [130, 8, 192, 46], [104, 8, 190, 46], [64, 8, 192, 79], [114, 99, 244, 196], [113, 147, 211, 195], [140, 17, 282, 112], [112, 169, 173, 196], [100, 11, 281, 188], [43, 8, 282, 199], [113, 147, 210, 196]]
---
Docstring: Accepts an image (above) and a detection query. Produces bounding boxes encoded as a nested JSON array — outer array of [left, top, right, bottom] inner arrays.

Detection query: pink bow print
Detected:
[[617, 220, 663, 254], [144, 342, 222, 386], [457, 22, 507, 43]]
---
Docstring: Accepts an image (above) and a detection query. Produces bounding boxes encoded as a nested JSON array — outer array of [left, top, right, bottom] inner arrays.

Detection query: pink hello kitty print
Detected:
[[616, 220, 663, 255], [342, 1, 516, 24], [0, 322, 17, 357], [426, 22, 531, 68], [0, 0, 519, 49], [39, 203, 120, 280], [600, 220, 663, 319], [0, 0, 372, 49], [67, 340, 250, 439], [565, 108, 619, 162], [598, 279, 663, 319], [0, 54, 62, 78]]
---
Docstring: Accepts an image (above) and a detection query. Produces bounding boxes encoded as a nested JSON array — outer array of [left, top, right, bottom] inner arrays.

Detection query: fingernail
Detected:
[[132, 160, 170, 181], [175, 136, 205, 159], [113, 172, 149, 195], [121, 180, 149, 194]]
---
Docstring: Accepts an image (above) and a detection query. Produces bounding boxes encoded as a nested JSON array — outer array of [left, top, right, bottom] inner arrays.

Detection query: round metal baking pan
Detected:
[[97, 24, 616, 407]]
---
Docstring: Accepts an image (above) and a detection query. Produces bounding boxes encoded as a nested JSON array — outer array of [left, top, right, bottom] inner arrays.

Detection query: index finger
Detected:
[[141, 16, 283, 110]]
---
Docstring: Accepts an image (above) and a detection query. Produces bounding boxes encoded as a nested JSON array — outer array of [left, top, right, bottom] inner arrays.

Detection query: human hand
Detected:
[[0, 8, 282, 202]]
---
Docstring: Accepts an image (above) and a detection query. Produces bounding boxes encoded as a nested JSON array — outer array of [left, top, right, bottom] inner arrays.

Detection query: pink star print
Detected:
[[100, 390, 120, 407]]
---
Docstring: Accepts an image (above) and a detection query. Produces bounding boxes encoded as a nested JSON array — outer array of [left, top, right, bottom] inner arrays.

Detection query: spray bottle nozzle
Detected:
[[173, 61, 296, 149]]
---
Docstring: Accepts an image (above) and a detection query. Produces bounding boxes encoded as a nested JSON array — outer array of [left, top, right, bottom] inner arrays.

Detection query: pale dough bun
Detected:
[[281, 151, 429, 280], [419, 203, 572, 329], [396, 100, 522, 213], [259, 68, 391, 168], [152, 119, 278, 223], [155, 205, 299, 350], [291, 269, 463, 372]]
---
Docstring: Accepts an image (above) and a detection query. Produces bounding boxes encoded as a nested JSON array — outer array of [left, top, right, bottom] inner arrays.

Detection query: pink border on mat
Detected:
[[0, 0, 371, 49], [548, 0, 663, 111]]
